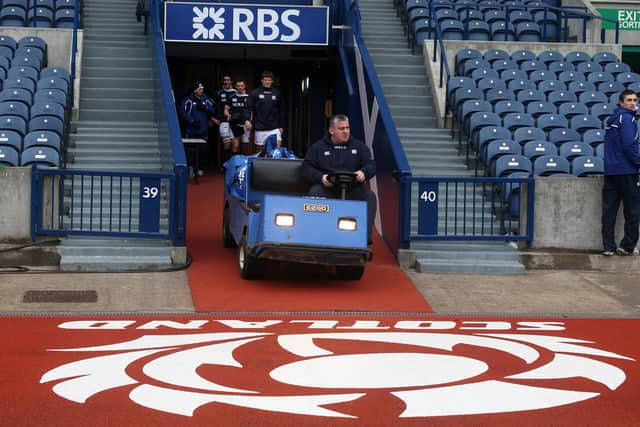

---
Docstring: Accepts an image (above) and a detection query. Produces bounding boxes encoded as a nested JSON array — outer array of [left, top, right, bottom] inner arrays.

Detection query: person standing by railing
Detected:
[[178, 82, 216, 178]]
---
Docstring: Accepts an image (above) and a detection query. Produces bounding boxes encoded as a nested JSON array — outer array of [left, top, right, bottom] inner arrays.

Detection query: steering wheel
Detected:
[[327, 171, 357, 200]]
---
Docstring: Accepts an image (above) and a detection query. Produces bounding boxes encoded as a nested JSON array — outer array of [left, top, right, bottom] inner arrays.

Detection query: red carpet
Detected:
[[2, 316, 639, 426], [186, 174, 431, 312]]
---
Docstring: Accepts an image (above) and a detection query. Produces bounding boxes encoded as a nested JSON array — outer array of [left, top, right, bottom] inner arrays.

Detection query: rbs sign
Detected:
[[164, 3, 329, 45]]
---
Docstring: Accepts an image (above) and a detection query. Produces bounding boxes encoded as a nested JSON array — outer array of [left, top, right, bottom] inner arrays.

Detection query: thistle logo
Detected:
[[192, 7, 225, 40], [40, 331, 634, 418]]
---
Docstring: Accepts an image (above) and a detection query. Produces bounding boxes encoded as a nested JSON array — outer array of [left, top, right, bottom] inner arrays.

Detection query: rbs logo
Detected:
[[165, 3, 328, 45]]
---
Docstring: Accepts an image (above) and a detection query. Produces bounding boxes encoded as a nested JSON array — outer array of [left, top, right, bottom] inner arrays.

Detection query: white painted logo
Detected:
[[192, 7, 225, 40], [41, 331, 633, 418]]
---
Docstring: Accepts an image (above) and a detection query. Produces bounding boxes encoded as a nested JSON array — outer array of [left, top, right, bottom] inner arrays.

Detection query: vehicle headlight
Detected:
[[275, 213, 294, 227], [338, 217, 357, 231]]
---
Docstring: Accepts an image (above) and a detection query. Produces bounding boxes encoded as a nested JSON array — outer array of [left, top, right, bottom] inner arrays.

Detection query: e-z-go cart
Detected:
[[222, 157, 372, 280]]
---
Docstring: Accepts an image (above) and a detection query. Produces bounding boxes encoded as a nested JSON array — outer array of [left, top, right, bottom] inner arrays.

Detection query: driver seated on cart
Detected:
[[302, 114, 377, 244]]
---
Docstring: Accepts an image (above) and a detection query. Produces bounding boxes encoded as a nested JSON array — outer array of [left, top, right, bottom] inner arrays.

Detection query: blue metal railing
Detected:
[[403, 176, 535, 241]]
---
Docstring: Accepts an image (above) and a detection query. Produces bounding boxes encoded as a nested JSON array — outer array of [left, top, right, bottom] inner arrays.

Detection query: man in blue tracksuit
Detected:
[[245, 70, 286, 153], [601, 89, 640, 256], [178, 82, 216, 176], [302, 114, 377, 244]]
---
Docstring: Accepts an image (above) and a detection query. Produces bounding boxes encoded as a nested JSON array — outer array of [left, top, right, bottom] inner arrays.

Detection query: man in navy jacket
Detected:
[[302, 114, 377, 244], [602, 89, 640, 255]]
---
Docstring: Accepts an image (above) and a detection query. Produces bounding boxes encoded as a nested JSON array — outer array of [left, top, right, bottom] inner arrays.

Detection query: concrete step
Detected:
[[59, 255, 173, 272], [78, 108, 154, 122], [81, 66, 152, 79], [416, 258, 525, 274], [82, 56, 152, 68], [80, 77, 154, 90]]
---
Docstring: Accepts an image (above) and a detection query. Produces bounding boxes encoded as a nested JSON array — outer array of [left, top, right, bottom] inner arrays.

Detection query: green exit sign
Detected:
[[598, 8, 640, 30]]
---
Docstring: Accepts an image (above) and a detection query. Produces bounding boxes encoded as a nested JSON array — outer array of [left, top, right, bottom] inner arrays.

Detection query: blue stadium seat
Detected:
[[491, 21, 516, 41], [604, 62, 631, 76], [587, 71, 615, 85], [37, 77, 68, 95], [538, 50, 564, 65], [598, 81, 625, 97], [441, 19, 465, 40], [7, 66, 39, 84], [40, 67, 70, 84], [455, 49, 482, 76], [484, 49, 510, 64], [485, 139, 521, 169], [500, 68, 528, 84], [0, 35, 17, 54], [467, 20, 491, 41], [477, 126, 512, 152], [538, 80, 566, 95], [0, 145, 19, 166], [571, 155, 604, 177], [460, 99, 492, 133], [609, 92, 621, 104], [435, 8, 457, 23], [447, 76, 475, 107], [34, 88, 67, 107], [547, 61, 574, 75], [0, 57, 10, 75], [0, 88, 32, 106], [495, 155, 532, 177], [567, 80, 596, 96], [0, 115, 27, 136], [27, 7, 54, 27], [23, 130, 60, 152], [407, 8, 429, 29], [578, 91, 608, 108], [3, 77, 37, 95], [18, 35, 47, 54], [412, 18, 434, 53], [503, 112, 535, 132], [616, 72, 640, 85], [54, 8, 75, 28], [469, 111, 501, 144], [31, 0, 55, 11], [565, 51, 591, 67], [526, 101, 556, 118], [576, 61, 603, 74], [30, 102, 65, 121], [534, 11, 558, 40], [548, 127, 581, 145], [492, 59, 519, 73], [592, 52, 618, 67], [0, 130, 22, 151], [405, 0, 429, 20], [453, 87, 483, 120], [486, 88, 516, 104], [0, 101, 29, 121], [513, 126, 549, 146], [485, 10, 505, 25], [595, 142, 604, 158], [507, 79, 536, 93], [4, 0, 28, 8], [516, 22, 541, 42], [515, 89, 545, 106], [463, 58, 491, 77], [461, 10, 484, 24], [494, 100, 525, 118], [478, 77, 506, 94], [530, 70, 555, 84], [558, 102, 589, 119], [0, 6, 27, 26], [537, 113, 568, 132], [534, 155, 570, 176], [503, 171, 531, 219], [12, 53, 42, 72], [21, 145, 59, 167], [548, 90, 578, 107], [570, 114, 602, 133], [559, 141, 593, 161], [511, 49, 537, 65], [627, 82, 640, 95], [28, 116, 63, 136], [471, 68, 500, 82], [523, 140, 557, 161], [590, 103, 614, 122], [557, 70, 585, 83], [0, 45, 14, 59], [583, 129, 605, 146], [55, 0, 76, 11]]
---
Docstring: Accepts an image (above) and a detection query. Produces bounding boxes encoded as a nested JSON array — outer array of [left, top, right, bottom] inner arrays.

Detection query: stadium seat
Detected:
[[455, 49, 482, 76], [526, 101, 556, 118], [0, 145, 19, 166], [565, 51, 591, 67], [0, 35, 17, 54], [0, 88, 32, 106], [567, 80, 596, 96], [500, 68, 528, 84], [587, 71, 615, 85], [453, 87, 483, 120], [537, 113, 568, 132], [513, 125, 547, 145], [37, 77, 68, 95], [548, 90, 578, 107], [34, 88, 67, 107], [579, 91, 608, 108], [463, 58, 491, 77], [558, 102, 589, 119], [559, 141, 594, 161], [590, 103, 614, 122], [491, 22, 516, 40], [598, 81, 625, 97], [39, 67, 70, 84], [14, 47, 43, 68], [534, 155, 570, 176], [3, 77, 37, 95], [460, 99, 492, 134], [471, 68, 500, 82], [534, 11, 558, 40], [572, 155, 604, 176], [627, 82, 640, 95], [0, 45, 13, 59], [0, 115, 27, 136], [461, 10, 484, 24], [54, 8, 75, 28], [28, 116, 63, 136], [477, 126, 512, 152], [55, 0, 76, 11], [492, 59, 519, 73], [23, 130, 61, 152], [27, 7, 54, 27], [0, 130, 22, 151], [507, 79, 536, 93], [0, 57, 10, 75], [495, 155, 532, 177], [576, 62, 603, 74], [484, 49, 510, 64], [538, 50, 564, 65], [510, 10, 533, 24], [557, 70, 585, 83], [516, 89, 545, 106], [469, 111, 501, 144], [604, 62, 631, 76], [478, 77, 506, 94], [18, 35, 47, 54], [486, 88, 516, 104], [412, 18, 434, 53], [12, 54, 42, 72], [0, 6, 27, 26], [530, 70, 554, 84], [538, 80, 566, 95], [548, 127, 581, 145], [494, 100, 525, 118], [467, 20, 491, 41], [570, 114, 602, 133], [4, 0, 28, 8], [523, 140, 557, 161], [7, 66, 39, 84], [441, 19, 465, 40], [435, 8, 457, 23], [516, 22, 541, 42], [485, 139, 521, 172], [31, 0, 55, 11], [595, 142, 604, 158], [447, 76, 475, 110], [21, 145, 59, 167], [616, 72, 640, 85], [547, 61, 574, 75], [0, 101, 29, 121], [485, 10, 506, 25], [30, 102, 65, 121], [503, 112, 535, 132], [583, 129, 605, 146], [592, 52, 618, 67]]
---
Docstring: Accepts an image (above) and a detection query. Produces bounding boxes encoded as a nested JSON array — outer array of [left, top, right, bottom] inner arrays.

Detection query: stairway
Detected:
[[358, 0, 524, 274], [60, 0, 174, 271]]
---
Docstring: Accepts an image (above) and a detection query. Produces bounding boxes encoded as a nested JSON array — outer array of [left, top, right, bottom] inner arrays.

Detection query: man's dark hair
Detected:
[[619, 89, 637, 102], [261, 70, 274, 79], [329, 114, 349, 128]]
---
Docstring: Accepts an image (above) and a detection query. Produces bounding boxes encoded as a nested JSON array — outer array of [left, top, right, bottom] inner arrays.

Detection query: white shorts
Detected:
[[219, 122, 233, 140], [254, 129, 281, 146]]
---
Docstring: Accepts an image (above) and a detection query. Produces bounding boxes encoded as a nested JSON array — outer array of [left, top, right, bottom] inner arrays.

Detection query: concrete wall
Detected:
[[0, 166, 31, 242]]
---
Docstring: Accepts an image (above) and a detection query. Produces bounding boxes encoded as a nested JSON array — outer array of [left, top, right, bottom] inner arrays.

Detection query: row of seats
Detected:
[[1, 5, 75, 27], [493, 154, 603, 177], [0, 144, 59, 166]]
